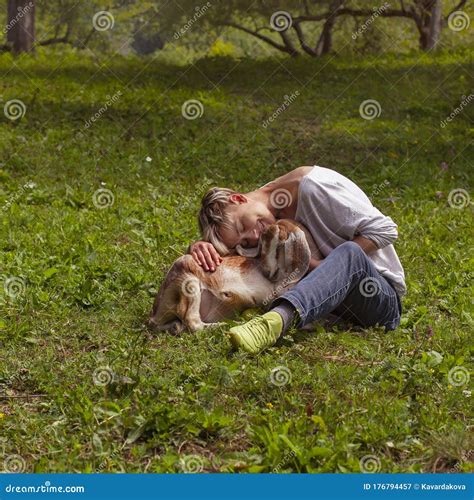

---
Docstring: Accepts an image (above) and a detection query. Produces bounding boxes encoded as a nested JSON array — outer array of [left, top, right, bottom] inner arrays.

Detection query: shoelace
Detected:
[[241, 316, 271, 344]]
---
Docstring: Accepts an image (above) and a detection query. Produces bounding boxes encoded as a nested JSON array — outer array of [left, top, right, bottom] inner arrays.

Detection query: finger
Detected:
[[210, 247, 222, 265], [202, 249, 216, 271], [194, 250, 207, 269]]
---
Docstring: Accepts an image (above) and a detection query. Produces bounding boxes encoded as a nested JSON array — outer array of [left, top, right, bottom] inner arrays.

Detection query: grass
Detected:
[[0, 46, 472, 473]]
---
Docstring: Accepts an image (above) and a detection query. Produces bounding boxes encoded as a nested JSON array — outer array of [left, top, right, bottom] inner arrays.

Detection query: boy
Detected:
[[189, 166, 405, 354]]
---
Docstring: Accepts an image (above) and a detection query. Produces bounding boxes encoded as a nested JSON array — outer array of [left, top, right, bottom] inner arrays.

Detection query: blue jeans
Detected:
[[270, 241, 402, 331]]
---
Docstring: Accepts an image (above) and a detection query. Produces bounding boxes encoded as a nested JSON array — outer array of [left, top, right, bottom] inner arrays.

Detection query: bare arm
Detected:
[[352, 235, 378, 254]]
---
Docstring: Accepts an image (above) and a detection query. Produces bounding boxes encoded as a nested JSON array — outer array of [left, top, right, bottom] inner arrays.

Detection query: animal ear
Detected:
[[235, 241, 261, 258]]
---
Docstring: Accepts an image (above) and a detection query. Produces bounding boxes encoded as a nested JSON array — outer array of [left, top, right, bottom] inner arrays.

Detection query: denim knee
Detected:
[[334, 241, 365, 258]]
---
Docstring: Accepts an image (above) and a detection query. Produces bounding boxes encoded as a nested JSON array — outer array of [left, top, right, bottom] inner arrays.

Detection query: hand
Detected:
[[188, 240, 223, 271]]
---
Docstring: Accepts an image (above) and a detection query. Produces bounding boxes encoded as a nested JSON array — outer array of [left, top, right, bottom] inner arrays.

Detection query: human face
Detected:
[[219, 194, 276, 250]]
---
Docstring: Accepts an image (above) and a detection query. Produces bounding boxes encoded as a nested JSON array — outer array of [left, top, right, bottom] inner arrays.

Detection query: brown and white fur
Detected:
[[148, 219, 321, 333]]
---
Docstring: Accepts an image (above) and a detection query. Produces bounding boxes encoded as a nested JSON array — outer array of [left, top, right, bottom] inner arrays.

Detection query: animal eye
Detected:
[[222, 291, 233, 299]]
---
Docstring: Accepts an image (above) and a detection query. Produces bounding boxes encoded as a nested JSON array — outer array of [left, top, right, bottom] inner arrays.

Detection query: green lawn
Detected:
[[0, 47, 472, 473]]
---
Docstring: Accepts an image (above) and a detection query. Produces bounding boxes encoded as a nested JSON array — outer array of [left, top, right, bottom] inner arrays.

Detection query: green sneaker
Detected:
[[228, 311, 283, 354]]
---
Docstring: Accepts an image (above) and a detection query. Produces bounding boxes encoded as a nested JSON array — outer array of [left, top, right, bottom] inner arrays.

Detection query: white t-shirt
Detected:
[[295, 166, 406, 297]]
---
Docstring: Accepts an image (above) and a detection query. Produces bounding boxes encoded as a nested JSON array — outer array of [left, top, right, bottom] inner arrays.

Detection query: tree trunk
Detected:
[[315, 0, 343, 56], [7, 0, 16, 44], [315, 15, 336, 55], [425, 0, 442, 50], [7, 0, 35, 54]]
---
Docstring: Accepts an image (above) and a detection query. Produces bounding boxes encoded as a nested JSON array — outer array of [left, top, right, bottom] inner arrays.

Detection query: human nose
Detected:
[[245, 228, 260, 247]]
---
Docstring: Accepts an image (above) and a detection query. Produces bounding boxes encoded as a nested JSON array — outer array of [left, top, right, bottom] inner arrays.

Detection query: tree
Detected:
[[6, 0, 36, 53], [155, 0, 469, 56]]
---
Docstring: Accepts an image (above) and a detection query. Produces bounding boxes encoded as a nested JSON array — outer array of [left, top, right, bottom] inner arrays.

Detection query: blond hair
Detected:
[[198, 187, 237, 256]]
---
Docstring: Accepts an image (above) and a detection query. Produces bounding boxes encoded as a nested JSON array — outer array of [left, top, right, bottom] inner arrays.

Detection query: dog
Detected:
[[148, 219, 321, 333]]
